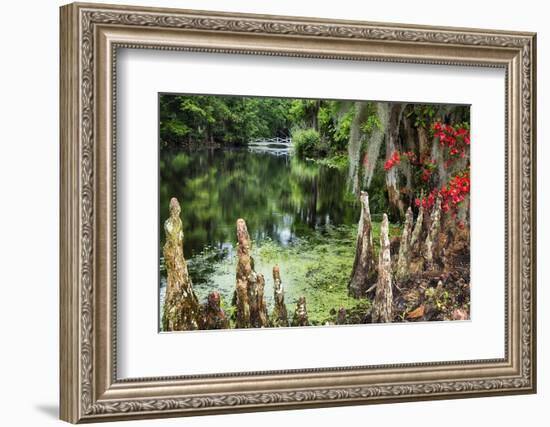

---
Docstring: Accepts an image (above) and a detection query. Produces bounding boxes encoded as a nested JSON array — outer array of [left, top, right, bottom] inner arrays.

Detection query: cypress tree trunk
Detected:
[[400, 112, 418, 202], [363, 103, 390, 189], [347, 102, 370, 195], [417, 126, 430, 162], [385, 104, 406, 219], [431, 135, 448, 188]]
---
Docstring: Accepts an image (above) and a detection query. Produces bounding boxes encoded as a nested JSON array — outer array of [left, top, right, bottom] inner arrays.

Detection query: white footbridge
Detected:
[[247, 137, 292, 156]]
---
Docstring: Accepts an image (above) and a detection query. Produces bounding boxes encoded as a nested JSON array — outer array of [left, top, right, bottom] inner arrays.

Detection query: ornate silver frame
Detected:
[[60, 2, 537, 423]]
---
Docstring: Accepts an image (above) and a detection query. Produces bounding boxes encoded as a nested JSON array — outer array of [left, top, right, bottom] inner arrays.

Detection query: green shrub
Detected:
[[314, 154, 349, 170], [292, 128, 321, 158]]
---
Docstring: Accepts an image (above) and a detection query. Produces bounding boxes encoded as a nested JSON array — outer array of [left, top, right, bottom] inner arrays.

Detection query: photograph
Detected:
[[158, 94, 471, 331]]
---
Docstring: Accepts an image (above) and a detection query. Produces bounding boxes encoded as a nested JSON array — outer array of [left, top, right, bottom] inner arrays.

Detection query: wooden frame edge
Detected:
[[60, 3, 80, 423]]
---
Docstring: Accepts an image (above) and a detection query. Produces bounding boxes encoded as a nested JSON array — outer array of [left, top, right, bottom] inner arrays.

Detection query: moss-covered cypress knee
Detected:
[[349, 191, 376, 298], [372, 214, 393, 323], [162, 197, 200, 331], [292, 296, 309, 327], [271, 265, 289, 327]]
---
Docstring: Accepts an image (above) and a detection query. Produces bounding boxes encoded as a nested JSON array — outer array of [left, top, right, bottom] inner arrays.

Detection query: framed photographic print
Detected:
[[60, 2, 537, 423]]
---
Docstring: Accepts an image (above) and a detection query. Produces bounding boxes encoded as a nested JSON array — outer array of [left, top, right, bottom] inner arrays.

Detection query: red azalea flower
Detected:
[[384, 151, 402, 170]]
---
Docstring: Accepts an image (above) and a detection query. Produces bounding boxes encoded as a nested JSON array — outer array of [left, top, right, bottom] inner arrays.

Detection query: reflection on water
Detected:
[[159, 144, 361, 319], [160, 146, 359, 260]]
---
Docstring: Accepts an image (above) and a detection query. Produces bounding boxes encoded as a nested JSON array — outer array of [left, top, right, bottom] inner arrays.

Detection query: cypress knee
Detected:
[[271, 265, 289, 327], [161, 197, 200, 331], [349, 191, 376, 297], [336, 307, 347, 325], [292, 296, 310, 327], [424, 197, 442, 269], [254, 273, 269, 327], [372, 214, 393, 323], [235, 278, 250, 328], [200, 291, 229, 330], [410, 203, 424, 254], [234, 218, 269, 328], [396, 207, 414, 281]]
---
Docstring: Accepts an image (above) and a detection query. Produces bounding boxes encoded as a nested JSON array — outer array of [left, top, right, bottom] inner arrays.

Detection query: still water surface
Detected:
[[159, 143, 361, 322]]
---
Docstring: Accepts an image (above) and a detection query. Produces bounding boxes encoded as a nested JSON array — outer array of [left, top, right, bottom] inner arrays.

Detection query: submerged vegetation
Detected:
[[159, 94, 471, 332]]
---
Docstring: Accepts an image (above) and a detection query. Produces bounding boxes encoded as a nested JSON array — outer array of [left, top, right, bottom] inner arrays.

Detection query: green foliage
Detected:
[[288, 99, 320, 128], [360, 114, 382, 134], [313, 154, 349, 170], [292, 128, 321, 158], [317, 104, 332, 135], [316, 101, 354, 153], [160, 94, 368, 157], [332, 108, 355, 150], [162, 119, 190, 140], [290, 101, 361, 159], [409, 104, 436, 128], [288, 99, 308, 124], [416, 105, 433, 128], [160, 95, 293, 146]]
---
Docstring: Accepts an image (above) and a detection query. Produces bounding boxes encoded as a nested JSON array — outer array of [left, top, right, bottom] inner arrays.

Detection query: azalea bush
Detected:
[[384, 121, 471, 224]]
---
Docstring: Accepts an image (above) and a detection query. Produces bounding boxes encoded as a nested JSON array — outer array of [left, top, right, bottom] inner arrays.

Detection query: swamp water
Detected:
[[159, 144, 398, 327]]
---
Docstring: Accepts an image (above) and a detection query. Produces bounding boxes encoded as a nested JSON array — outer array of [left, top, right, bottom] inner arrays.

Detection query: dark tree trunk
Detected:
[[385, 103, 406, 219], [348, 102, 370, 195], [363, 103, 390, 189]]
